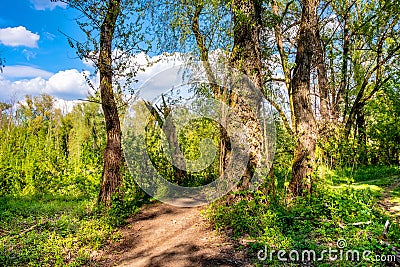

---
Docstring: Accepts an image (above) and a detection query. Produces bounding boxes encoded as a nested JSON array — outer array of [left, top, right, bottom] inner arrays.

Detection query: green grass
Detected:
[[206, 166, 400, 266], [324, 165, 399, 185], [0, 194, 130, 267]]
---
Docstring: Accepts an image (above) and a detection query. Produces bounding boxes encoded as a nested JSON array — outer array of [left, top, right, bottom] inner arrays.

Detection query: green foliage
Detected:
[[330, 165, 399, 184], [206, 167, 400, 266], [0, 194, 120, 267], [272, 119, 295, 190], [105, 193, 141, 227], [363, 89, 400, 165], [0, 95, 145, 265], [148, 0, 232, 55], [0, 95, 104, 197], [125, 101, 222, 188]]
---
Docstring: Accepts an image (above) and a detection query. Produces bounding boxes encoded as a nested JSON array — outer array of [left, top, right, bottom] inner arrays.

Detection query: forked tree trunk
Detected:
[[288, 0, 318, 197], [192, 0, 272, 195], [98, 0, 123, 207]]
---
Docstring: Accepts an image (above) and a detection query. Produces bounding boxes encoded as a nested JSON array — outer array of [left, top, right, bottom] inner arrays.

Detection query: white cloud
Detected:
[[0, 53, 185, 104], [0, 76, 47, 101], [80, 51, 186, 101], [43, 32, 56, 41], [0, 69, 92, 102], [134, 53, 185, 100], [0, 26, 40, 48], [29, 0, 67, 11], [1, 65, 53, 79], [54, 99, 83, 113], [45, 69, 91, 100]]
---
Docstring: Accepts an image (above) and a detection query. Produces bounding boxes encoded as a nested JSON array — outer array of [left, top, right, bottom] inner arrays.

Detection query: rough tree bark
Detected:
[[98, 0, 123, 207], [229, 0, 265, 192], [190, 0, 275, 195], [288, 0, 318, 197]]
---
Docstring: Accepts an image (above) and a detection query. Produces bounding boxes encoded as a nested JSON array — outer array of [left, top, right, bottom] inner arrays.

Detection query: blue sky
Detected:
[[0, 1, 208, 110], [0, 0, 93, 103], [0, 0, 86, 73], [0, 0, 186, 108]]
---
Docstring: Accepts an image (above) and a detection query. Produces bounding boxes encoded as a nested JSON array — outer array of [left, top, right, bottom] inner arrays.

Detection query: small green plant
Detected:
[[0, 194, 124, 267], [206, 167, 400, 266]]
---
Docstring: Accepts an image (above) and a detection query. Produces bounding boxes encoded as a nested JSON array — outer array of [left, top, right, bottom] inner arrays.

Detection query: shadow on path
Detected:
[[98, 202, 250, 267]]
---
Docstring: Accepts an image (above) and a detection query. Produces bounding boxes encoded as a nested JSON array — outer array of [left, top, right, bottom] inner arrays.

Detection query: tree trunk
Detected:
[[315, 25, 330, 124], [356, 108, 367, 165], [334, 8, 349, 122], [98, 0, 123, 207], [159, 97, 189, 185], [271, 0, 296, 131], [288, 0, 318, 197], [191, 2, 230, 178], [229, 0, 266, 192], [144, 99, 189, 185]]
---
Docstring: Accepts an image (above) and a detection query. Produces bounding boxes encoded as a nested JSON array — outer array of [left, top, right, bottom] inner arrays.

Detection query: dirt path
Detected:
[[378, 177, 400, 219], [98, 202, 251, 267]]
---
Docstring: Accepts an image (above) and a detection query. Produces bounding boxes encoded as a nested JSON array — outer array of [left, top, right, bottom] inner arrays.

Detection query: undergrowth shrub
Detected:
[[206, 171, 400, 266]]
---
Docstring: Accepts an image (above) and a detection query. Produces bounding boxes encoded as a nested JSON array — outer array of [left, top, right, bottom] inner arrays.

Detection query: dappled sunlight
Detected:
[[331, 183, 383, 195], [387, 187, 400, 216]]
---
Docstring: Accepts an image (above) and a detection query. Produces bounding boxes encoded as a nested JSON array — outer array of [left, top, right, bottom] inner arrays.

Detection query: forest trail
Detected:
[[379, 177, 400, 219], [99, 202, 251, 267]]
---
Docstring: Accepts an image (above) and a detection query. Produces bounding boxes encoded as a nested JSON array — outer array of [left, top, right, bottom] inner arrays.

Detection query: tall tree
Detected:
[[60, 0, 148, 206], [228, 0, 266, 192], [343, 0, 400, 139], [97, 0, 123, 206], [288, 0, 318, 197], [269, 0, 297, 134]]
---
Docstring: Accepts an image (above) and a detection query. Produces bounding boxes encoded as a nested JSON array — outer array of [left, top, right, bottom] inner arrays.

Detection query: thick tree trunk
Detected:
[[98, 0, 123, 207], [288, 0, 318, 197], [191, 0, 273, 195], [229, 0, 265, 192], [356, 108, 367, 165]]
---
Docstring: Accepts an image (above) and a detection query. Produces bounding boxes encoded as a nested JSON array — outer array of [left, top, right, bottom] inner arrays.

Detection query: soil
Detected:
[[97, 202, 252, 267], [379, 177, 400, 219]]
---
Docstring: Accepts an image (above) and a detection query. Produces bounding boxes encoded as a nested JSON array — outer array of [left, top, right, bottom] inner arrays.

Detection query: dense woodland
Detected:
[[1, 0, 400, 266]]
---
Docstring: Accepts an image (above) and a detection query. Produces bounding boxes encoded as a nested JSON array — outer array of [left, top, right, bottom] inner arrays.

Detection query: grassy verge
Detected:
[[0, 194, 139, 267], [206, 166, 400, 266]]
